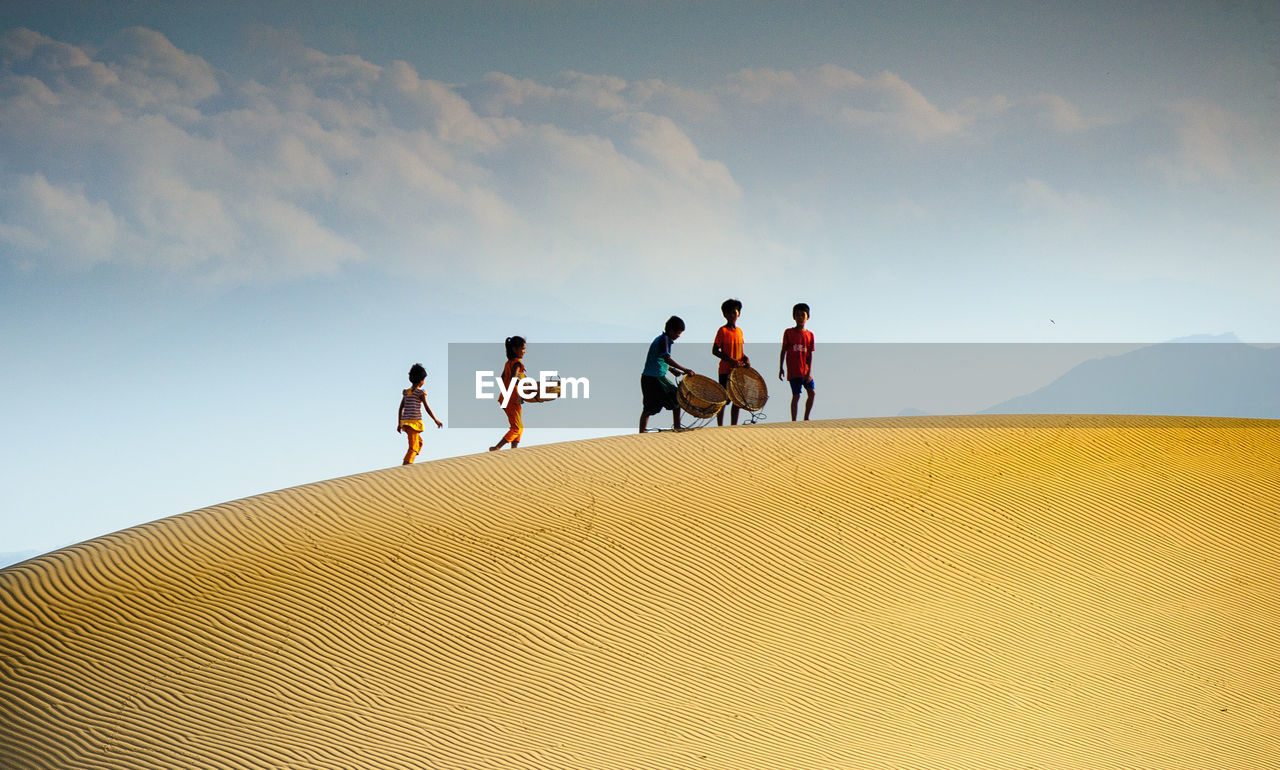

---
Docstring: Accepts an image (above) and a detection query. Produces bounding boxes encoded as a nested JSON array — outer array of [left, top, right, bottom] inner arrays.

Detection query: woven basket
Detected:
[[677, 374, 727, 419], [727, 366, 769, 412]]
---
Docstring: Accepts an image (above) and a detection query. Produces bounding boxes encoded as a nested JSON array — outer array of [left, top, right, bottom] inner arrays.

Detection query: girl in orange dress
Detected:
[[490, 336, 542, 451]]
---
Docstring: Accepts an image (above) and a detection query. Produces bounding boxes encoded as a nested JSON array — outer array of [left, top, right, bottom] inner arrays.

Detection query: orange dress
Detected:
[[500, 358, 524, 443]]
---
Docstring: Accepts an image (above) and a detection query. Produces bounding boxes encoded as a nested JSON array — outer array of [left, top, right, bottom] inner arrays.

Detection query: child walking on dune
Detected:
[[397, 363, 442, 464], [490, 336, 548, 451]]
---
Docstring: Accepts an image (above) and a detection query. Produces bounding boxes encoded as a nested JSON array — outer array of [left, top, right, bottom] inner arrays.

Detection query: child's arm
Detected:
[[778, 335, 787, 380], [419, 392, 443, 428], [662, 354, 694, 377], [396, 396, 403, 432]]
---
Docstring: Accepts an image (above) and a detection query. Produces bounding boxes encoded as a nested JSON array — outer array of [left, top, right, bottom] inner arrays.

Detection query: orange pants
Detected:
[[502, 404, 523, 444], [402, 428, 423, 464]]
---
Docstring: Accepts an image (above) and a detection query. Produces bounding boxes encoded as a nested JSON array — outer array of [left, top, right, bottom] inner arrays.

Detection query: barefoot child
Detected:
[[397, 363, 442, 464], [712, 298, 749, 426], [639, 316, 696, 433], [778, 303, 815, 421], [490, 336, 548, 451]]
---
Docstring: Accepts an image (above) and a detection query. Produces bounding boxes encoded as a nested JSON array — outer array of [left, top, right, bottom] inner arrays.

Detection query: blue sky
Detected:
[[2, 1, 1277, 559]]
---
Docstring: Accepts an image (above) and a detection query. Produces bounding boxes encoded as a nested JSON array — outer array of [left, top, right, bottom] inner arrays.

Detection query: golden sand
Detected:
[[2, 416, 1277, 768]]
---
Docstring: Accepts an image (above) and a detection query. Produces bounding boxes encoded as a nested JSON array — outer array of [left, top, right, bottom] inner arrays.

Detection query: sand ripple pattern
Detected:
[[2, 416, 1278, 768]]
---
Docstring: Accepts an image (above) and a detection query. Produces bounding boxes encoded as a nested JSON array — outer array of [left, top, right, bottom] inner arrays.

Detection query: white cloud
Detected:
[[0, 28, 755, 284], [623, 113, 738, 197], [721, 67, 802, 104], [724, 65, 971, 140], [1028, 93, 1092, 133], [467, 69, 718, 126], [1149, 99, 1250, 183], [1, 28, 118, 93], [98, 27, 220, 108], [231, 196, 363, 280], [1008, 178, 1107, 221], [1, 28, 1272, 292], [0, 173, 119, 268], [878, 196, 930, 226]]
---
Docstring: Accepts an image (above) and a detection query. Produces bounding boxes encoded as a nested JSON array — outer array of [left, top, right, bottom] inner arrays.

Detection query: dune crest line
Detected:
[[2, 415, 1277, 768]]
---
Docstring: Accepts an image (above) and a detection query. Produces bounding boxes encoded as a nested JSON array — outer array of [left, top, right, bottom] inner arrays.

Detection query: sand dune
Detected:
[[2, 415, 1277, 768]]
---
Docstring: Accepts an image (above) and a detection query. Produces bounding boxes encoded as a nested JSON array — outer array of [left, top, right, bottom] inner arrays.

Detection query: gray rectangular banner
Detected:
[[447, 342, 1279, 429]]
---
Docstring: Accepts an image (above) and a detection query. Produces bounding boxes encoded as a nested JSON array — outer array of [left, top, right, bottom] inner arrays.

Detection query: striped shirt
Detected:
[[399, 388, 424, 421]]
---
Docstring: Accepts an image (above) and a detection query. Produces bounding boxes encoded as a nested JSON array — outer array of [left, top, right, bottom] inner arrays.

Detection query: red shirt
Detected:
[[714, 325, 744, 375], [782, 327, 814, 379]]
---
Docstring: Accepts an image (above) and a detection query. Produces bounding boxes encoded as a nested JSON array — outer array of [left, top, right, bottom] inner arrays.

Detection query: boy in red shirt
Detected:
[[778, 303, 815, 421], [712, 298, 749, 426]]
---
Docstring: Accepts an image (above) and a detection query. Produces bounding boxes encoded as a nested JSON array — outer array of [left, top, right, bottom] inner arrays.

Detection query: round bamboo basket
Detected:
[[677, 374, 728, 419], [726, 366, 769, 412]]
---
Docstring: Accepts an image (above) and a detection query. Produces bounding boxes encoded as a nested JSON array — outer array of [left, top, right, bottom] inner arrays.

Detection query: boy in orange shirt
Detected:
[[712, 298, 749, 426], [778, 302, 815, 420], [397, 363, 442, 464]]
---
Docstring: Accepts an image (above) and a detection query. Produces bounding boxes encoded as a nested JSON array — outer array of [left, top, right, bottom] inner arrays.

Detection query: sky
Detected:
[[2, 0, 1278, 560]]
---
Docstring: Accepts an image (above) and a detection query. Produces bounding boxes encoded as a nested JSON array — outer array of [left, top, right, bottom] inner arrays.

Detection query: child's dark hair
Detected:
[[408, 363, 427, 383], [504, 336, 526, 360], [793, 302, 810, 316], [721, 298, 742, 315], [664, 315, 686, 334]]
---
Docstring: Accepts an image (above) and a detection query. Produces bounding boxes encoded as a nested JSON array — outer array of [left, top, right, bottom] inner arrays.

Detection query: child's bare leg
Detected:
[[790, 393, 800, 421], [639, 412, 649, 433], [730, 404, 740, 426], [804, 391, 814, 420], [716, 404, 725, 426], [673, 407, 682, 431]]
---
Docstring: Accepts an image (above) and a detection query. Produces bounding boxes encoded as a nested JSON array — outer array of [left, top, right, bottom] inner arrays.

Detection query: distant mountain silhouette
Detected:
[[1164, 332, 1241, 343], [981, 342, 1280, 418]]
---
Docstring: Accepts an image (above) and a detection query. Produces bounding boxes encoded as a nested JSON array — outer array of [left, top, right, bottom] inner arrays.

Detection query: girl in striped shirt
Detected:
[[398, 363, 442, 464]]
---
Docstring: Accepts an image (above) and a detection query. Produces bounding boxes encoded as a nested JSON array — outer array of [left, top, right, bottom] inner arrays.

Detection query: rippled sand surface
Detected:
[[2, 416, 1277, 768]]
